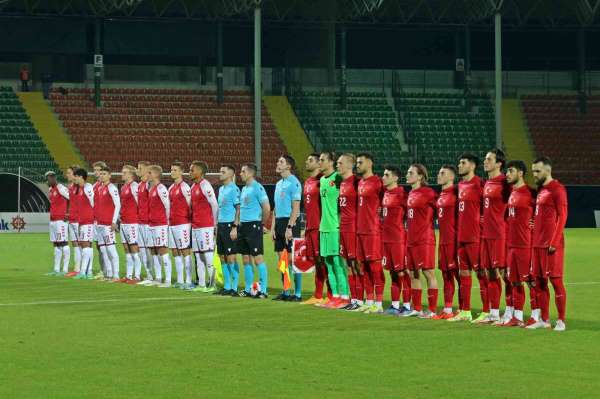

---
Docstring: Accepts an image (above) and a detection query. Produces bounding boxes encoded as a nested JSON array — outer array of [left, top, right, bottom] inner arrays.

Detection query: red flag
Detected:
[[292, 238, 315, 273]]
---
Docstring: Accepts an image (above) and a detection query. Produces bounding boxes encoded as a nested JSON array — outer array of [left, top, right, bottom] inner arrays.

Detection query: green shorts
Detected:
[[319, 231, 340, 257]]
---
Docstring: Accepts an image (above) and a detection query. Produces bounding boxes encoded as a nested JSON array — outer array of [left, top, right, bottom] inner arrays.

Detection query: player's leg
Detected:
[[448, 243, 474, 322], [472, 241, 490, 323], [68, 223, 81, 275], [170, 227, 184, 287], [549, 248, 566, 331], [103, 227, 120, 281], [500, 267, 513, 323], [527, 248, 551, 329], [253, 254, 268, 298]]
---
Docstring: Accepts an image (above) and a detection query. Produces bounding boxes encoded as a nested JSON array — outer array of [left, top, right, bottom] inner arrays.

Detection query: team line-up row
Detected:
[[44, 149, 568, 332]]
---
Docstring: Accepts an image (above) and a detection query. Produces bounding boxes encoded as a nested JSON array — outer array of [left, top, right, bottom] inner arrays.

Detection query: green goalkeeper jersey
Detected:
[[319, 171, 342, 232]]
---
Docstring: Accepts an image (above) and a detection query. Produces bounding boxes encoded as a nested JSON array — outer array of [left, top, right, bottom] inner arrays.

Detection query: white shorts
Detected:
[[49, 221, 68, 243], [169, 224, 191, 250], [68, 222, 79, 242], [138, 224, 151, 248], [78, 224, 94, 242], [192, 227, 215, 252], [120, 223, 139, 245], [150, 225, 169, 248], [96, 224, 116, 246]]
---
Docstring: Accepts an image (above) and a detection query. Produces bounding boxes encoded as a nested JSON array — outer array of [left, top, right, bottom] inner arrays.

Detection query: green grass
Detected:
[[1, 230, 600, 399]]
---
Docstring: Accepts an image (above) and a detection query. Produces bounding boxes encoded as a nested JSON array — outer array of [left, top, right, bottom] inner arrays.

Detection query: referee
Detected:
[[271, 155, 302, 301]]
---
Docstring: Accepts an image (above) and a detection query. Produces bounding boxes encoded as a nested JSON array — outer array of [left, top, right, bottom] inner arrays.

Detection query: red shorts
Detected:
[[458, 242, 480, 271], [531, 247, 564, 278], [304, 229, 320, 259], [406, 244, 435, 271], [356, 234, 382, 262], [340, 231, 357, 260], [438, 244, 458, 271], [507, 247, 532, 283], [382, 241, 406, 271], [480, 238, 506, 269]]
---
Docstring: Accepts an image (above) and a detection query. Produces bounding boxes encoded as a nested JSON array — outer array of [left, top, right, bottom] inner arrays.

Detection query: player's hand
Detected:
[[548, 246, 556, 254], [285, 227, 293, 242], [230, 227, 237, 241], [111, 223, 117, 232]]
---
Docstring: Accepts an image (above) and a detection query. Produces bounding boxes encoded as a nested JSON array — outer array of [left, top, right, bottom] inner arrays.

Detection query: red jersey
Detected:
[[168, 181, 191, 226], [96, 183, 120, 226], [303, 175, 321, 231], [482, 174, 510, 240], [137, 181, 150, 224], [120, 181, 139, 224], [67, 183, 79, 223], [457, 175, 483, 243], [49, 184, 69, 221], [507, 185, 535, 248], [76, 183, 94, 225], [149, 183, 169, 226], [339, 175, 358, 233], [191, 179, 218, 229], [533, 180, 568, 249], [92, 181, 101, 222], [382, 186, 406, 243], [406, 186, 436, 247], [357, 175, 383, 235], [436, 186, 458, 246]]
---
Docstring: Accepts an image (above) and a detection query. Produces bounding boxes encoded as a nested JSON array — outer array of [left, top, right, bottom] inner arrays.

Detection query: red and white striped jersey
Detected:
[[120, 181, 139, 224], [149, 183, 169, 227], [168, 181, 191, 226], [191, 179, 218, 229], [49, 184, 69, 221], [96, 183, 121, 226]]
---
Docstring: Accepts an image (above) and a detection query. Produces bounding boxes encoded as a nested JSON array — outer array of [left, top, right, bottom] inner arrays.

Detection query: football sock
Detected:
[[390, 272, 401, 302], [363, 266, 374, 301], [372, 262, 385, 302], [99, 246, 111, 278], [125, 253, 133, 278], [411, 288, 423, 312], [488, 277, 501, 312], [551, 277, 567, 321], [222, 262, 231, 290], [161, 254, 172, 284], [107, 245, 119, 278], [184, 255, 192, 284], [503, 274, 513, 308], [80, 247, 92, 275], [459, 275, 472, 311], [73, 246, 81, 272], [402, 273, 412, 303], [513, 285, 525, 311], [442, 270, 455, 309], [334, 256, 349, 298], [244, 263, 253, 293], [203, 252, 215, 287], [314, 263, 327, 299], [391, 301, 400, 309], [528, 284, 538, 315], [427, 288, 438, 313], [133, 252, 142, 280], [293, 271, 302, 297], [61, 246, 70, 273], [324, 256, 338, 296], [231, 263, 240, 291], [257, 262, 268, 294], [195, 253, 206, 287], [348, 273, 356, 301], [477, 273, 490, 312], [536, 278, 550, 321], [53, 247, 62, 272], [174, 256, 184, 284], [153, 255, 162, 281]]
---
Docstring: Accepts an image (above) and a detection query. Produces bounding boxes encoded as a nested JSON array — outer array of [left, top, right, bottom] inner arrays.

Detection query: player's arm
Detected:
[[182, 182, 192, 209], [109, 184, 121, 230], [84, 183, 94, 208], [270, 209, 277, 241], [230, 204, 240, 241], [58, 184, 70, 221], [158, 184, 170, 224], [131, 181, 139, 204], [549, 186, 568, 253], [202, 181, 219, 226], [258, 186, 271, 228]]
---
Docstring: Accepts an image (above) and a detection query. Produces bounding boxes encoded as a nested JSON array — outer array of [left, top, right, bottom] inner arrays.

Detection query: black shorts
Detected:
[[217, 223, 238, 255], [237, 221, 264, 256], [274, 217, 301, 253]]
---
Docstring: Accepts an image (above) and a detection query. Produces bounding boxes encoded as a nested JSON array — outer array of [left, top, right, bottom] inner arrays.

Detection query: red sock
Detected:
[[402, 273, 411, 303], [390, 272, 401, 302], [477, 273, 490, 312], [536, 278, 550, 321], [363, 266, 374, 301], [427, 288, 438, 313], [314, 264, 327, 299], [460, 275, 472, 311], [442, 271, 455, 308], [411, 288, 423, 311], [512, 285, 525, 311], [488, 277, 501, 310], [503, 275, 513, 307], [355, 272, 364, 301], [348, 273, 356, 301], [371, 261, 384, 302], [326, 278, 333, 300], [551, 277, 567, 321], [453, 269, 463, 310], [528, 284, 538, 311]]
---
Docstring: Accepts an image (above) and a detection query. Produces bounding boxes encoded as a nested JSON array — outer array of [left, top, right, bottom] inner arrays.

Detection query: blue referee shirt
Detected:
[[240, 179, 269, 223], [274, 174, 302, 218], [217, 182, 240, 223]]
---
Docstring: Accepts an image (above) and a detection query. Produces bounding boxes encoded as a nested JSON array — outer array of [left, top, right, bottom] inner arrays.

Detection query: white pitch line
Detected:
[[0, 296, 203, 307]]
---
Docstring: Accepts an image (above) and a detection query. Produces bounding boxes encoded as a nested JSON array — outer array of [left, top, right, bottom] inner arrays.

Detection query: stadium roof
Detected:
[[0, 0, 600, 28]]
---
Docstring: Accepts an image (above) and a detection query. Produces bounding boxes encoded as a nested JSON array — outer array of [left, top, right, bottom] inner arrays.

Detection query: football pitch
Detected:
[[1, 229, 600, 399]]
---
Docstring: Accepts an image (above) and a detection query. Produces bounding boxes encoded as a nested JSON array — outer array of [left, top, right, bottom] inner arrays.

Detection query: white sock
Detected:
[[162, 254, 172, 284], [403, 302, 411, 310], [375, 301, 383, 308], [490, 309, 500, 318], [153, 255, 162, 281], [443, 307, 453, 314], [356, 300, 364, 305], [391, 301, 400, 309], [107, 245, 120, 279], [81, 247, 92, 275], [203, 251, 215, 287], [514, 310, 524, 321], [99, 246, 112, 277], [531, 308, 540, 322], [195, 253, 206, 287], [174, 256, 184, 284], [184, 255, 192, 284], [98, 246, 106, 274], [125, 253, 134, 279], [133, 253, 141, 279], [74, 246, 81, 272], [341, 295, 349, 300], [504, 306, 514, 319], [366, 299, 374, 306], [53, 247, 62, 272], [61, 246, 70, 273]]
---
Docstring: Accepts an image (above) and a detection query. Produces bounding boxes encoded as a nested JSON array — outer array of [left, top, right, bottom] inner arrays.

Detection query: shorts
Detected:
[[438, 244, 458, 271], [78, 224, 94, 242], [356, 234, 382, 262], [216, 223, 238, 255], [407, 244, 435, 270], [458, 242, 480, 271], [120, 223, 139, 245], [274, 217, 301, 253], [192, 227, 215, 252], [96, 224, 116, 246], [68, 222, 79, 242], [238, 221, 264, 256], [150, 225, 169, 248], [319, 231, 340, 257], [137, 224, 151, 248], [169, 224, 191, 250], [382, 241, 406, 271], [49, 220, 68, 243], [531, 247, 564, 279], [304, 229, 320, 259], [480, 238, 506, 269], [508, 247, 532, 283], [340, 231, 357, 260]]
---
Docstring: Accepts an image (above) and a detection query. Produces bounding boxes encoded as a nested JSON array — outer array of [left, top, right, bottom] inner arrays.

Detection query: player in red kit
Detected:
[[527, 157, 568, 332], [300, 154, 328, 306], [449, 154, 483, 322], [119, 165, 141, 283], [65, 165, 81, 276], [45, 171, 70, 276], [503, 160, 537, 327], [355, 153, 385, 314], [381, 165, 409, 316], [96, 165, 121, 281], [478, 149, 511, 324], [135, 161, 154, 285], [403, 164, 438, 318], [168, 161, 192, 289], [148, 165, 172, 287], [433, 165, 460, 319]]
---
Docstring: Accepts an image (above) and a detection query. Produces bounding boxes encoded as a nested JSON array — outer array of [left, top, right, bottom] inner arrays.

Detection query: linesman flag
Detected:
[[292, 238, 315, 274], [278, 249, 291, 291]]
